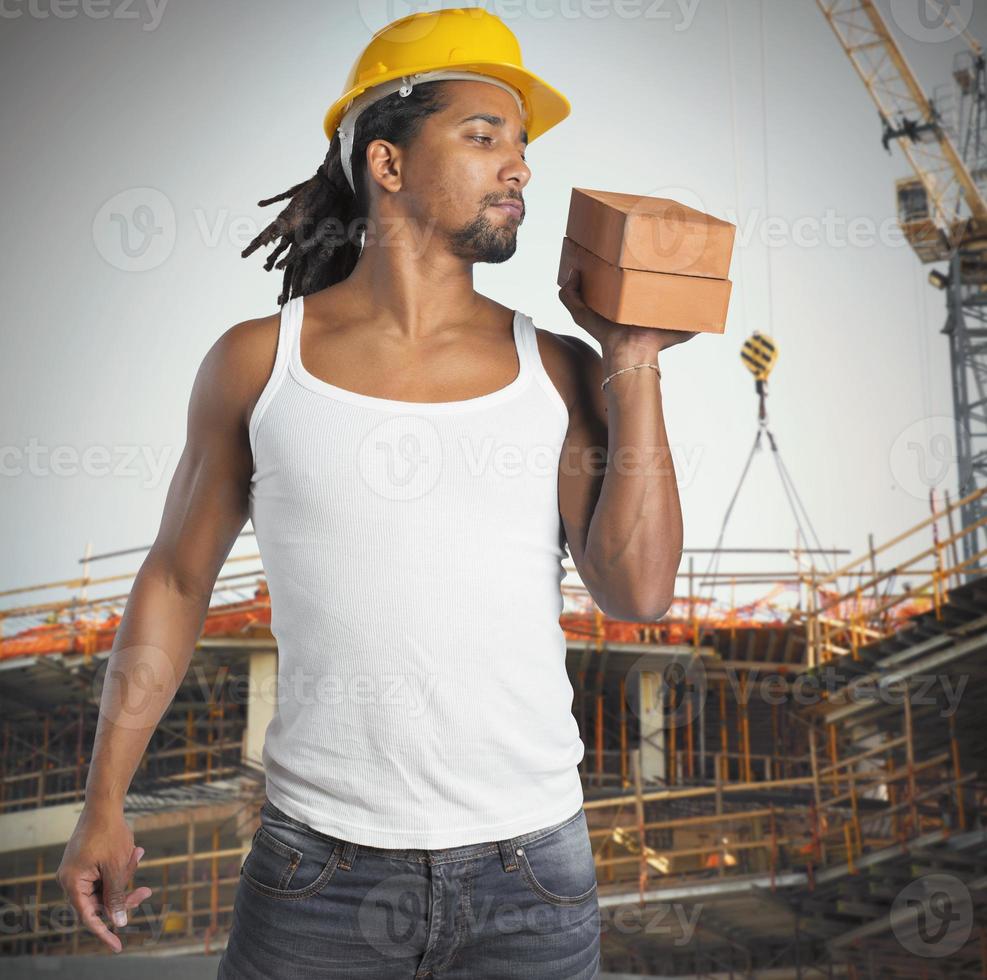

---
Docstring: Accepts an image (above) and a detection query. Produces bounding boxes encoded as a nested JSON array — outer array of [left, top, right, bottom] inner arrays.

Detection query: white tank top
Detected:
[[247, 294, 586, 849]]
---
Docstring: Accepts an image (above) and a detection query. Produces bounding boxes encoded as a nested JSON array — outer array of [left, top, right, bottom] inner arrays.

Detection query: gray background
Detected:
[[2, 0, 977, 601]]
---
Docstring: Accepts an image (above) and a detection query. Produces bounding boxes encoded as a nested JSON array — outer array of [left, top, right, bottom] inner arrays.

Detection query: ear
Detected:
[[365, 138, 403, 193]]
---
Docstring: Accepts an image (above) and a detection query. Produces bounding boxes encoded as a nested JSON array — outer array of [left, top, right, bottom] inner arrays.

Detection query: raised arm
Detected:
[[553, 267, 694, 621], [556, 329, 683, 622]]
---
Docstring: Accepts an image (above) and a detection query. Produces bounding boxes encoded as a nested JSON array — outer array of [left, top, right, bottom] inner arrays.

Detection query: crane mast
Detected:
[[816, 0, 987, 575]]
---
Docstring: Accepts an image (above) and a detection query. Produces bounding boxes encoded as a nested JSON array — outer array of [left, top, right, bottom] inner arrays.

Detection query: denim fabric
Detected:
[[217, 798, 601, 978]]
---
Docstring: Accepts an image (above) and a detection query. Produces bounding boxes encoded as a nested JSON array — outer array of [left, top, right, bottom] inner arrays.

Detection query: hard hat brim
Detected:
[[322, 61, 570, 146]]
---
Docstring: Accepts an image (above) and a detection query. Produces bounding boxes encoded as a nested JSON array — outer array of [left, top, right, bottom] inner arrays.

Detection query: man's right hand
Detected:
[[56, 804, 153, 954]]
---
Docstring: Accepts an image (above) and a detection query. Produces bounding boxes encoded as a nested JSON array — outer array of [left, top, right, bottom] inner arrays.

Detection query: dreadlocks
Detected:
[[242, 81, 452, 309]]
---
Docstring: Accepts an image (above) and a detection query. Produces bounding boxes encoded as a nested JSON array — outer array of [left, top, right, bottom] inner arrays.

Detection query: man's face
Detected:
[[401, 80, 531, 264]]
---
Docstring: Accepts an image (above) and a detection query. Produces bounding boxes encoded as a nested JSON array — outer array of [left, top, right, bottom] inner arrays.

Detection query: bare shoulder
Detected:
[[144, 308, 284, 593], [532, 326, 607, 425], [193, 309, 283, 432]]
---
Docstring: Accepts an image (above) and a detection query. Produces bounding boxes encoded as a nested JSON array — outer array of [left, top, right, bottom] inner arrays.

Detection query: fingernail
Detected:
[[113, 911, 127, 927], [136, 847, 144, 862]]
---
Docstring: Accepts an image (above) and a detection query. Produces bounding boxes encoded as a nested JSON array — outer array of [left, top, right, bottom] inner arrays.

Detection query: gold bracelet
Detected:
[[601, 362, 661, 391]]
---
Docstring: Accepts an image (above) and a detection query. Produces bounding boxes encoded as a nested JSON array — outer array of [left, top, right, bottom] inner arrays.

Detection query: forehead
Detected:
[[437, 79, 528, 142]]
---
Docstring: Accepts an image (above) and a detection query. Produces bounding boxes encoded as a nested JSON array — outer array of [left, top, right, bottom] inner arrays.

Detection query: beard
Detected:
[[447, 209, 519, 263]]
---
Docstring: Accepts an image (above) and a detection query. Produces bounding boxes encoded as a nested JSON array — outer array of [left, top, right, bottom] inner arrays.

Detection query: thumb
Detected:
[[103, 869, 130, 928], [105, 847, 142, 928], [558, 267, 587, 313]]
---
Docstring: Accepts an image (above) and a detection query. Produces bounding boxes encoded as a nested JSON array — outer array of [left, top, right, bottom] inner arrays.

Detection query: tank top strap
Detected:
[[515, 309, 552, 382], [513, 309, 539, 377], [514, 309, 570, 427], [285, 294, 304, 359], [248, 297, 300, 460]]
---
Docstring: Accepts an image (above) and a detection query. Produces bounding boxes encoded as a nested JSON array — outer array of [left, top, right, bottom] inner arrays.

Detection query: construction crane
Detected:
[[816, 0, 987, 577]]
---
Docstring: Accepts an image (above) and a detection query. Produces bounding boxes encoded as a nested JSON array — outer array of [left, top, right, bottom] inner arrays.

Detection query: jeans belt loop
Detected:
[[338, 839, 359, 872], [498, 837, 519, 872]]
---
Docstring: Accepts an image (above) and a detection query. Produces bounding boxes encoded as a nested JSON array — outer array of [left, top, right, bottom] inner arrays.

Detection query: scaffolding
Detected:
[[0, 487, 985, 972]]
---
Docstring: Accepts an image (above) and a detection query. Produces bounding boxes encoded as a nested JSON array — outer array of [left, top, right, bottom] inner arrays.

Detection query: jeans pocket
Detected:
[[241, 816, 342, 901], [516, 811, 598, 907]]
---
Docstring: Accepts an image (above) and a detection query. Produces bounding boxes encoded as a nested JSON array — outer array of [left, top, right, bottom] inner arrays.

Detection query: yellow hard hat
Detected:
[[323, 7, 570, 145]]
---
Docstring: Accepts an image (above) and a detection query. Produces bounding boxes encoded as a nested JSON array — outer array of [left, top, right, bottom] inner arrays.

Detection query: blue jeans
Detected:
[[217, 797, 601, 978]]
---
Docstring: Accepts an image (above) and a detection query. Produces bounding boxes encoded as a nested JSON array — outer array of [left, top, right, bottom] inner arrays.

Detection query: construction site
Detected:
[[3, 1, 987, 978]]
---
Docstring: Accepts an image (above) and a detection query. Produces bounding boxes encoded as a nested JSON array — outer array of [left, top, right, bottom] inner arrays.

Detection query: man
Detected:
[[57, 8, 691, 976]]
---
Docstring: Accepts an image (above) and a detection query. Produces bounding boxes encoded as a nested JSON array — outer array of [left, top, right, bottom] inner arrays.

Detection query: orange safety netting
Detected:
[[560, 614, 698, 645], [0, 582, 935, 663], [0, 587, 273, 662]]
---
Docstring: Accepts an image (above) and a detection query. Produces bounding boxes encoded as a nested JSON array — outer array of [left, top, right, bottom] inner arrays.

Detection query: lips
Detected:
[[492, 201, 522, 218]]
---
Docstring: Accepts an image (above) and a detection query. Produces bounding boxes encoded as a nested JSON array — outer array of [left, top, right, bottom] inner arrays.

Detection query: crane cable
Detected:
[[698, 335, 836, 622], [700, 2, 834, 626]]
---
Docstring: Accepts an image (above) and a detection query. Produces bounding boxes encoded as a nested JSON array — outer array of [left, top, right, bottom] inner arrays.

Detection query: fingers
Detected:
[[559, 267, 584, 306], [128, 844, 150, 906], [83, 909, 123, 954], [559, 269, 595, 332], [661, 329, 699, 349], [69, 884, 123, 954], [125, 886, 154, 908], [129, 845, 145, 875], [66, 881, 153, 954], [57, 831, 151, 955]]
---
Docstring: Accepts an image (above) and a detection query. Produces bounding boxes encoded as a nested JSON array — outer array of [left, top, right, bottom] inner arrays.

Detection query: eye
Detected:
[[470, 133, 526, 163]]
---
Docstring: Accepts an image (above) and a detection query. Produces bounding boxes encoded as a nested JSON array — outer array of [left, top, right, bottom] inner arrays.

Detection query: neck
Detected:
[[335, 228, 487, 341]]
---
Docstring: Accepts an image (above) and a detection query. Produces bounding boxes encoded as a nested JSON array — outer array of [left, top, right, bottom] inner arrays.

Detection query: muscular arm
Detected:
[[554, 334, 682, 622], [83, 315, 276, 809], [58, 313, 279, 952]]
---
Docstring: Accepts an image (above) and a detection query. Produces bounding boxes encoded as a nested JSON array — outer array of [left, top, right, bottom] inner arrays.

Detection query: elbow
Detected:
[[648, 595, 674, 621], [582, 557, 676, 622], [632, 572, 677, 621], [633, 594, 674, 622], [594, 588, 673, 623]]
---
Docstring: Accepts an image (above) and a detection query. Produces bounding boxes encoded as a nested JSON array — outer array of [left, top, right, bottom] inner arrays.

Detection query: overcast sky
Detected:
[[2, 0, 981, 616]]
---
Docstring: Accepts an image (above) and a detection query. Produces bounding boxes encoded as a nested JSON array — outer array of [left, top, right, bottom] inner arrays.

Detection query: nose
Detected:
[[503, 151, 530, 188]]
